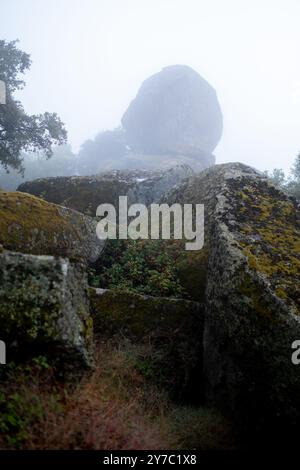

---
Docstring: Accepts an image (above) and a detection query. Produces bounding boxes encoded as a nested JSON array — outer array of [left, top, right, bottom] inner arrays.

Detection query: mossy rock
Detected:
[[17, 172, 142, 216], [89, 288, 204, 400], [167, 162, 300, 441], [0, 252, 94, 369], [0, 190, 105, 263], [185, 163, 300, 442], [17, 167, 193, 216], [176, 245, 209, 302], [232, 179, 300, 313]]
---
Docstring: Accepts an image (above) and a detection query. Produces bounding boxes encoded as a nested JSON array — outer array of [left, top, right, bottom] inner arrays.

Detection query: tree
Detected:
[[291, 152, 300, 180], [0, 40, 67, 172], [77, 128, 126, 174], [265, 154, 300, 201], [0, 144, 77, 191], [286, 153, 300, 201], [264, 168, 286, 189]]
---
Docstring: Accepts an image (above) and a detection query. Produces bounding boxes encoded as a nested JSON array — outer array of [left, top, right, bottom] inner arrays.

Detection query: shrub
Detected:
[[89, 239, 186, 298]]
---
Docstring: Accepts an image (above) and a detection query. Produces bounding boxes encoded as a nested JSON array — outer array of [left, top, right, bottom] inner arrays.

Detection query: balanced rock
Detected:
[[122, 65, 223, 169]]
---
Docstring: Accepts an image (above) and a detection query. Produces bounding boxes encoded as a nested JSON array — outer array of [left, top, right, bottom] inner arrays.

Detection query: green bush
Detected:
[[89, 239, 186, 298]]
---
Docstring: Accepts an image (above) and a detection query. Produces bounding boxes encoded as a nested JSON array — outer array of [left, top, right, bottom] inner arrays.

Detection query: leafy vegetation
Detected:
[[77, 128, 126, 175], [0, 40, 67, 172], [265, 152, 300, 201], [89, 239, 187, 298], [0, 357, 61, 448]]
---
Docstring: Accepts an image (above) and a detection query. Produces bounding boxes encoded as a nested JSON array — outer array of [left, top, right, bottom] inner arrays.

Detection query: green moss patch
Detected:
[[228, 179, 300, 314], [0, 190, 99, 262], [89, 288, 204, 399]]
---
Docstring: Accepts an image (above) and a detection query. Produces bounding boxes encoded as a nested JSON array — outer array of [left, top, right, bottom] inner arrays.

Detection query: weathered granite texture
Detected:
[[0, 190, 105, 263], [0, 252, 94, 369], [167, 162, 300, 439], [18, 165, 193, 215], [89, 288, 204, 400], [122, 65, 223, 158]]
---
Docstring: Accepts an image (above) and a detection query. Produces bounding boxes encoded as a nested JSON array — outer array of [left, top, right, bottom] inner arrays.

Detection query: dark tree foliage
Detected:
[[0, 40, 67, 172]]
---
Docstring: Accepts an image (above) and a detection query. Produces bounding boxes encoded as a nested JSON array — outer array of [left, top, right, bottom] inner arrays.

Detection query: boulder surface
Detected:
[[0, 190, 104, 263], [18, 165, 193, 215], [89, 288, 204, 399], [167, 162, 300, 440], [0, 252, 94, 369], [122, 65, 223, 161]]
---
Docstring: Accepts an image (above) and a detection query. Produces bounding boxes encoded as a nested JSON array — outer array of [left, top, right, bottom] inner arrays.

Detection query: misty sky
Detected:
[[1, 0, 300, 173]]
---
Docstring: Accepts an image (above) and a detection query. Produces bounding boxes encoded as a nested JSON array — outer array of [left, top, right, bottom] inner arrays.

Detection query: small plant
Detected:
[[0, 357, 62, 448], [89, 239, 186, 298]]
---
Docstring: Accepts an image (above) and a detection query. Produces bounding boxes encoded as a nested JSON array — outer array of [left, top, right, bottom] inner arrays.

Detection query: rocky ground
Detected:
[[0, 162, 299, 449]]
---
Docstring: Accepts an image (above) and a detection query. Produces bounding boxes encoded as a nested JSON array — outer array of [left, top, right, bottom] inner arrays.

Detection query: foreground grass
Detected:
[[0, 340, 236, 450]]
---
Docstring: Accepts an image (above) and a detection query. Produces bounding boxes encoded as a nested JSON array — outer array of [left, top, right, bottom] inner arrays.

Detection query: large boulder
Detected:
[[17, 165, 193, 215], [0, 190, 104, 263], [127, 164, 193, 206], [0, 252, 94, 369], [121, 149, 215, 173], [122, 65, 222, 168], [167, 163, 300, 441], [17, 172, 138, 216], [89, 288, 204, 400]]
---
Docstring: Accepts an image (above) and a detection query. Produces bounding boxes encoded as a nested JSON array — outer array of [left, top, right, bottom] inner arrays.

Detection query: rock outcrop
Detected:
[[0, 252, 93, 369], [89, 288, 204, 399], [121, 149, 214, 173], [3, 158, 300, 445], [122, 65, 222, 171], [167, 162, 300, 441], [127, 164, 193, 206], [17, 165, 193, 215], [17, 172, 137, 216], [0, 190, 105, 263]]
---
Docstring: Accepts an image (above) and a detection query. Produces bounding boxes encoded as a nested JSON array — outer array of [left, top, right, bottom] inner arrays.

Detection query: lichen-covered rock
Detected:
[[0, 252, 94, 369], [0, 190, 104, 263], [89, 288, 204, 399], [122, 65, 222, 160], [17, 166, 193, 215], [204, 165, 300, 438], [127, 164, 193, 206], [168, 162, 300, 439], [17, 172, 137, 216]]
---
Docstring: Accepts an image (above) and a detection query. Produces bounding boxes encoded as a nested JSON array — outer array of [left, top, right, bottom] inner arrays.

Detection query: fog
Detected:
[[1, 0, 300, 173]]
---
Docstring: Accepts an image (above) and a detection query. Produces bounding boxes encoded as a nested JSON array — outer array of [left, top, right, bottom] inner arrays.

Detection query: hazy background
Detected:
[[1, 0, 300, 173]]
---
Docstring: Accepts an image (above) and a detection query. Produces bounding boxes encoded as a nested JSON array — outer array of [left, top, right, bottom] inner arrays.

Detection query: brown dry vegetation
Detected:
[[0, 339, 235, 450]]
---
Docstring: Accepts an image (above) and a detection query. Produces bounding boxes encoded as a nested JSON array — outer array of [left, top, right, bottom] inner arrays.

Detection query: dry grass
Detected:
[[0, 339, 236, 450], [33, 342, 170, 450]]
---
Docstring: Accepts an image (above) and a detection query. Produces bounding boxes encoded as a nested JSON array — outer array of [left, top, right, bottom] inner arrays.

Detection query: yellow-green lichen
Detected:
[[0, 191, 85, 260], [232, 181, 300, 314]]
